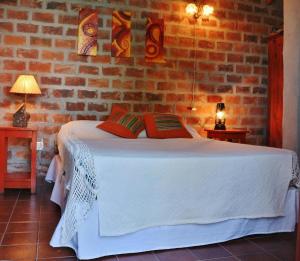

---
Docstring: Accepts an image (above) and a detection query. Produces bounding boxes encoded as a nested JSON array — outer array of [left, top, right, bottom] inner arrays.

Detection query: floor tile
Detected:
[[0, 222, 7, 233], [39, 229, 55, 243], [38, 242, 76, 259], [6, 221, 39, 233], [2, 231, 38, 245], [236, 252, 279, 261], [118, 252, 157, 261], [155, 248, 198, 261], [269, 247, 296, 261], [190, 244, 232, 260], [222, 239, 264, 256], [91, 256, 117, 261], [0, 244, 37, 260]]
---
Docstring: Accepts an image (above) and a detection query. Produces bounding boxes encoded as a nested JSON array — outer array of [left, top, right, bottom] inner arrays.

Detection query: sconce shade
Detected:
[[186, 3, 198, 16], [202, 4, 214, 17], [10, 75, 41, 95]]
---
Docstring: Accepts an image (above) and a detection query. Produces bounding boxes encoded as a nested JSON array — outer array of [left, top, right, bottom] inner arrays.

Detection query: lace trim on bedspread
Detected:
[[290, 152, 300, 187], [60, 138, 98, 243]]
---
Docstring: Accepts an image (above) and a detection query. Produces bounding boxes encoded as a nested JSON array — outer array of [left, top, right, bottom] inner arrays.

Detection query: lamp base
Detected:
[[13, 103, 30, 128], [214, 123, 226, 130]]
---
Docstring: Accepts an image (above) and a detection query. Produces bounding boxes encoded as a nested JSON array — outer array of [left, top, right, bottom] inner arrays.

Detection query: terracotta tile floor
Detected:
[[0, 178, 297, 261]]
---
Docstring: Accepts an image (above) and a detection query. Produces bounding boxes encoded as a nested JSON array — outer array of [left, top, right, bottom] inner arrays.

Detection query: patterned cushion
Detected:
[[144, 113, 192, 139], [97, 105, 144, 139]]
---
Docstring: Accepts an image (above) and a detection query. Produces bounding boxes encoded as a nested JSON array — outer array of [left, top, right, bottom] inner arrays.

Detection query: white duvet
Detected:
[[57, 121, 300, 239]]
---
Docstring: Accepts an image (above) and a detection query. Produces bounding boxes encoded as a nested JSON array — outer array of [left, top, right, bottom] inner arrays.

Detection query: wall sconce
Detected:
[[10, 75, 41, 127], [185, 1, 214, 20], [214, 103, 226, 130], [186, 1, 214, 112]]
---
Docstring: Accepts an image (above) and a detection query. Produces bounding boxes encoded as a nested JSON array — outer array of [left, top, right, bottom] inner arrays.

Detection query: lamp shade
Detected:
[[10, 75, 41, 95]]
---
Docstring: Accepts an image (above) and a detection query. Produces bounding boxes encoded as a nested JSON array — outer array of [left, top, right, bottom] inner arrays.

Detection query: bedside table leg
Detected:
[[30, 132, 37, 194]]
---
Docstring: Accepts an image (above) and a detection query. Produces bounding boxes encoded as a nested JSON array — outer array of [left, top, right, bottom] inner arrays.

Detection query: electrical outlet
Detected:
[[36, 139, 44, 151]]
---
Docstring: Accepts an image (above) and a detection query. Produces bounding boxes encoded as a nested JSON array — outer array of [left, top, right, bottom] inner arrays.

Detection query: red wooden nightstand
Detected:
[[0, 126, 37, 193], [205, 129, 249, 144]]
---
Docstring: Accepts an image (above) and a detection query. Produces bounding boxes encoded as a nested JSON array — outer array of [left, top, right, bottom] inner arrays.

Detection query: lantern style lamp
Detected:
[[214, 103, 226, 130], [10, 75, 41, 127]]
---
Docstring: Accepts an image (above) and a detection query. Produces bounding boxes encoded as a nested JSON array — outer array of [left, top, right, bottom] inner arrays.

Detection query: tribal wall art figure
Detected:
[[145, 18, 165, 63], [78, 8, 98, 56], [111, 10, 132, 58]]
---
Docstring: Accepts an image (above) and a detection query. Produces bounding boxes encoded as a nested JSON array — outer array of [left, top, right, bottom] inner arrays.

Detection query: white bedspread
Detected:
[[57, 121, 300, 240]]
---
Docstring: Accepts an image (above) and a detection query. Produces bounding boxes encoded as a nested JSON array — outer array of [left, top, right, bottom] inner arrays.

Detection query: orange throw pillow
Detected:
[[97, 105, 144, 139], [144, 113, 192, 139]]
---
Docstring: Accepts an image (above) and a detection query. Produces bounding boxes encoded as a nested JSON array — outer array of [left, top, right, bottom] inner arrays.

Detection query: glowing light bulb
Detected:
[[202, 4, 214, 17], [216, 111, 224, 119], [186, 3, 198, 16]]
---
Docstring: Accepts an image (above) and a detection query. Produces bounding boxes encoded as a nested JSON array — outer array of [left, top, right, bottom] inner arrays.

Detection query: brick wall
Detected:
[[0, 0, 283, 174]]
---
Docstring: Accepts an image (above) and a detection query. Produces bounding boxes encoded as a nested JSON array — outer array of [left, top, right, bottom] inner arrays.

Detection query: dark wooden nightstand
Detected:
[[0, 126, 37, 193], [205, 129, 249, 144]]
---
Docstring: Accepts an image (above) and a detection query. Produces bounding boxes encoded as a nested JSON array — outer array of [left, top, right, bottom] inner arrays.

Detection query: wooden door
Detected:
[[268, 32, 283, 148]]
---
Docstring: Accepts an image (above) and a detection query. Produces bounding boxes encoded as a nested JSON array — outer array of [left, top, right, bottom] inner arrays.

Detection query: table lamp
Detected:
[[10, 75, 41, 127]]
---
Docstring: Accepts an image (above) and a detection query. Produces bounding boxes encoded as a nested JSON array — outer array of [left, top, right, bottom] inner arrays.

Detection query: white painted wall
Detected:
[[283, 0, 300, 155]]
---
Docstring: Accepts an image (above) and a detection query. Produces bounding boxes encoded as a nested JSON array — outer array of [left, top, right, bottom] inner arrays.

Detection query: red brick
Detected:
[[17, 23, 38, 33], [100, 92, 121, 100], [65, 77, 86, 86], [168, 71, 186, 80], [227, 75, 242, 83], [41, 102, 60, 110], [55, 39, 76, 49], [30, 113, 48, 122], [0, 47, 13, 57], [217, 42, 233, 51], [88, 103, 108, 112], [42, 50, 64, 61], [0, 73, 12, 83], [79, 66, 99, 75], [77, 115, 97, 121], [123, 92, 143, 101], [208, 30, 224, 40], [54, 64, 76, 74], [219, 0, 235, 9], [30, 37, 52, 47], [146, 69, 166, 80], [29, 62, 51, 73], [41, 77, 62, 85], [102, 67, 122, 76], [170, 48, 189, 58], [68, 53, 88, 62], [243, 97, 257, 104], [3, 60, 26, 71], [166, 94, 184, 102], [66, 102, 85, 111], [226, 32, 242, 41], [254, 66, 267, 75], [236, 86, 251, 93], [151, 1, 169, 10], [198, 40, 215, 49], [46, 1, 67, 10], [112, 80, 133, 89], [225, 96, 241, 104], [4, 35, 26, 45], [207, 95, 223, 103], [243, 76, 259, 84], [209, 52, 226, 62], [32, 12, 54, 23], [52, 89, 74, 98], [20, 0, 42, 8], [0, 22, 13, 32], [236, 65, 252, 74], [234, 43, 250, 53], [0, 0, 17, 6], [88, 79, 109, 88], [199, 63, 215, 71], [157, 82, 175, 91], [154, 104, 173, 113], [145, 93, 163, 102], [209, 74, 225, 83], [228, 54, 244, 63], [42, 26, 63, 35], [58, 15, 78, 25], [125, 68, 144, 78], [78, 90, 98, 99], [7, 10, 28, 19]]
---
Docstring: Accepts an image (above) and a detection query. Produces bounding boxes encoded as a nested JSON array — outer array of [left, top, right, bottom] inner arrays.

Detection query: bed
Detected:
[[46, 120, 300, 260]]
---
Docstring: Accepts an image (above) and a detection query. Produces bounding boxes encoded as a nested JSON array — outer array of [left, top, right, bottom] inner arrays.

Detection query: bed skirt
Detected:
[[46, 155, 299, 260]]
